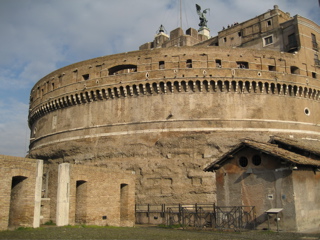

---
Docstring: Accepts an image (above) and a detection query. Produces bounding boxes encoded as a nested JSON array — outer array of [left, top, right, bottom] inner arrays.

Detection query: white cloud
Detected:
[[0, 0, 318, 157]]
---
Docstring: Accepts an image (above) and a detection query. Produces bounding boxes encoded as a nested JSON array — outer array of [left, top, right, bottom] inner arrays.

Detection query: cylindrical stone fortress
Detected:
[[27, 45, 320, 204]]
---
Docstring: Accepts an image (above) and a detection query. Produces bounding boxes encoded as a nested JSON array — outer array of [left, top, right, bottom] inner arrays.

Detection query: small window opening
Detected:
[[287, 33, 298, 52], [267, 20, 272, 26], [159, 61, 165, 69], [238, 31, 242, 37], [82, 74, 90, 80], [268, 65, 276, 71], [216, 59, 222, 68], [264, 36, 273, 46], [312, 72, 317, 79], [237, 61, 249, 69], [108, 64, 137, 75], [223, 37, 227, 42], [290, 66, 300, 75], [304, 108, 310, 116], [186, 59, 192, 68], [312, 33, 318, 50], [239, 156, 248, 168], [252, 155, 262, 166]]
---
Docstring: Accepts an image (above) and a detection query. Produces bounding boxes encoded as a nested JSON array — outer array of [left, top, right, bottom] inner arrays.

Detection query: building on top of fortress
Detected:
[[15, 4, 320, 231]]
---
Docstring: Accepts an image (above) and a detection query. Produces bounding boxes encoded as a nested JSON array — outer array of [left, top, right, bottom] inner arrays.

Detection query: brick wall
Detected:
[[0, 155, 42, 230], [45, 163, 135, 227]]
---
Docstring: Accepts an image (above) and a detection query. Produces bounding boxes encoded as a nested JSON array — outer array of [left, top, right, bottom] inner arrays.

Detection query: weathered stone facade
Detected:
[[27, 6, 319, 208]]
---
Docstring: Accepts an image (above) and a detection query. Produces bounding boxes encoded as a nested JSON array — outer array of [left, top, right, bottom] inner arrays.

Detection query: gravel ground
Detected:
[[0, 225, 319, 240]]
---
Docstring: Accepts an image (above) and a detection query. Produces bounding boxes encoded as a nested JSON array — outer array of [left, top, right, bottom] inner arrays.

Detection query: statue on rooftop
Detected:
[[196, 4, 210, 28]]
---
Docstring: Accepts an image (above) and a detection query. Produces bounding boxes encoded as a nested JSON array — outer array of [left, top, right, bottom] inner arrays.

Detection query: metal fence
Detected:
[[135, 203, 256, 230]]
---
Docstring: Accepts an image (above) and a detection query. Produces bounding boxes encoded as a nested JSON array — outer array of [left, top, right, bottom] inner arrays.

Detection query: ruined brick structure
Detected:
[[26, 5, 319, 226], [0, 154, 135, 230]]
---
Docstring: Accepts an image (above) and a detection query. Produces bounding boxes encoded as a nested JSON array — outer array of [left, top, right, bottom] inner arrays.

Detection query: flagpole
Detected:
[[180, 0, 182, 29]]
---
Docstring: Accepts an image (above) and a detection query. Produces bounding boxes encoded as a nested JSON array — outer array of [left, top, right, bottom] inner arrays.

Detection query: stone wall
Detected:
[[0, 155, 42, 230], [292, 170, 320, 232], [44, 163, 135, 227]]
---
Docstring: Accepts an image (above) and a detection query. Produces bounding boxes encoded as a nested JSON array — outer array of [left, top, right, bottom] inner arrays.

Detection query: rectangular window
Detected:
[[159, 61, 165, 69], [315, 54, 320, 66], [216, 59, 222, 68], [264, 36, 273, 46], [223, 37, 227, 42], [186, 59, 192, 68], [287, 33, 298, 52], [312, 33, 318, 50], [268, 65, 276, 71], [312, 72, 317, 79], [267, 20, 272, 26], [237, 61, 249, 69]]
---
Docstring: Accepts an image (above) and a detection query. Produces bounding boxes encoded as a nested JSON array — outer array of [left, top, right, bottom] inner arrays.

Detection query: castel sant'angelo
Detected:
[[2, 4, 319, 232]]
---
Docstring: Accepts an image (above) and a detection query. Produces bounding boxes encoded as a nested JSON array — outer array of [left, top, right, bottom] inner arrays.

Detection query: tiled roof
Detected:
[[204, 138, 320, 171], [269, 136, 320, 157]]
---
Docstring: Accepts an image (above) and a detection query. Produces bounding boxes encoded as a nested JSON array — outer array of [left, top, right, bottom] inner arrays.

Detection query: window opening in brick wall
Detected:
[[9, 176, 28, 228], [239, 156, 248, 168], [108, 64, 137, 75], [186, 59, 192, 68], [159, 61, 165, 69], [312, 72, 317, 79], [75, 180, 87, 224], [216, 59, 222, 68], [290, 66, 300, 75], [268, 65, 276, 71], [82, 74, 90, 81], [267, 20, 272, 26], [237, 61, 249, 69]]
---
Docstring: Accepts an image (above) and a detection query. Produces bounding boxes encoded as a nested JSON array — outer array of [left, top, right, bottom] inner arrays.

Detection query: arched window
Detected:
[[108, 64, 137, 75]]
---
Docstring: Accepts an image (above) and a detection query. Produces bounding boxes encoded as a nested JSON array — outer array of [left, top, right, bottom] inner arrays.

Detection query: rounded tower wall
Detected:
[[28, 46, 320, 204]]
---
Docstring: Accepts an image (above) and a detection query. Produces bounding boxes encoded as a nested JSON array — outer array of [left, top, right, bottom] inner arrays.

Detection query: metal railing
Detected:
[[135, 203, 256, 230]]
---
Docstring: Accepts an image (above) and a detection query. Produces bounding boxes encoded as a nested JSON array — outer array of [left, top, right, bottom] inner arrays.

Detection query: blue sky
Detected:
[[0, 0, 319, 157]]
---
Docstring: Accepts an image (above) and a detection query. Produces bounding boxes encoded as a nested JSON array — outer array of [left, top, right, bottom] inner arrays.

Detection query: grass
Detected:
[[0, 225, 319, 240]]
